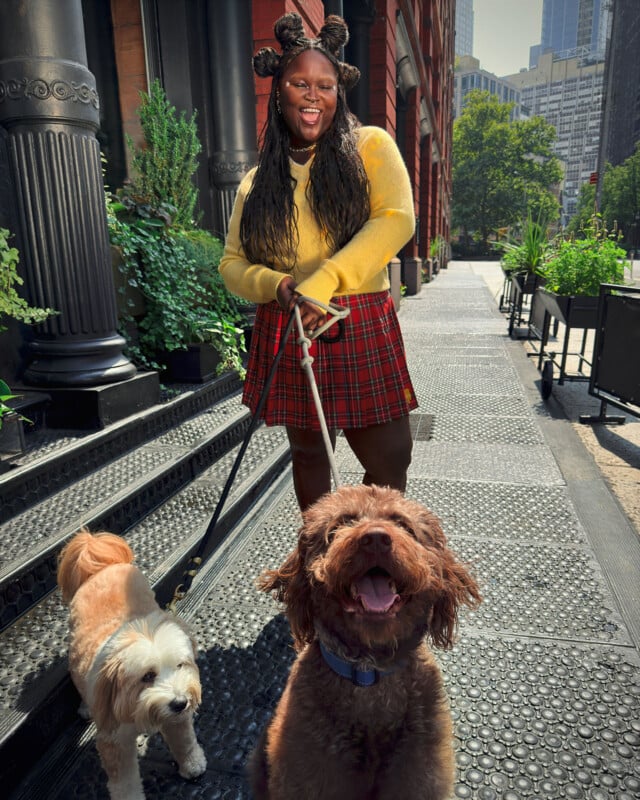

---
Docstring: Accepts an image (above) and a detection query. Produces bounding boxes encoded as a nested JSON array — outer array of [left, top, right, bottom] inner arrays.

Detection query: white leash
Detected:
[[294, 296, 350, 490]]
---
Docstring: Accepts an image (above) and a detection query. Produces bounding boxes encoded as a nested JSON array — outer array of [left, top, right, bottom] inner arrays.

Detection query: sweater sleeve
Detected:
[[217, 169, 289, 304], [295, 127, 415, 307]]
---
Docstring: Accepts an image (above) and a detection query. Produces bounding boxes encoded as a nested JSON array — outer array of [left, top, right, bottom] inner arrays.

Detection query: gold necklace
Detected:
[[289, 142, 317, 153]]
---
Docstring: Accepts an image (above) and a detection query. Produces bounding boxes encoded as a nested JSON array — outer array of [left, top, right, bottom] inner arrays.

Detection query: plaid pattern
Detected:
[[242, 291, 418, 430]]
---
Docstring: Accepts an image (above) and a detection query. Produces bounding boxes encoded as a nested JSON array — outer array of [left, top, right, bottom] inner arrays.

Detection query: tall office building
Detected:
[[531, 0, 610, 65], [505, 53, 605, 224], [454, 56, 522, 120], [455, 0, 474, 58], [541, 0, 580, 59], [598, 0, 640, 170]]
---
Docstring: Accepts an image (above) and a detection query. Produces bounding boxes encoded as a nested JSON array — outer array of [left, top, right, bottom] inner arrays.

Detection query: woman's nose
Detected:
[[304, 84, 319, 101]]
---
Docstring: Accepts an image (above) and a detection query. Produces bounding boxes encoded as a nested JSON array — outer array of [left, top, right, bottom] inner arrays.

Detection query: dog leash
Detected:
[[167, 295, 349, 611]]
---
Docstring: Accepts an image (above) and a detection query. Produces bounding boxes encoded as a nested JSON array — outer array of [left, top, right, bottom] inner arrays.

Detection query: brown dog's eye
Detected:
[[327, 514, 356, 541], [141, 671, 156, 684], [390, 515, 414, 534]]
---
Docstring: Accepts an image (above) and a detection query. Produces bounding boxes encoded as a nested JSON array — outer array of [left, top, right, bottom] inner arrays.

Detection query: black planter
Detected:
[[507, 272, 544, 336], [0, 412, 26, 460], [535, 289, 601, 393], [163, 344, 221, 383], [536, 288, 600, 329]]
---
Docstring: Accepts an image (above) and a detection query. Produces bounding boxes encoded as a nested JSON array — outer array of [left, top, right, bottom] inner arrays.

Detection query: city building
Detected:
[[505, 51, 605, 223], [453, 56, 523, 120], [597, 0, 640, 170], [0, 0, 456, 398], [455, 0, 474, 58], [531, 0, 610, 66]]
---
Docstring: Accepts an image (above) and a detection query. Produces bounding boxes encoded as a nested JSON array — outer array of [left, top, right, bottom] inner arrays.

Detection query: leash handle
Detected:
[[295, 296, 350, 340]]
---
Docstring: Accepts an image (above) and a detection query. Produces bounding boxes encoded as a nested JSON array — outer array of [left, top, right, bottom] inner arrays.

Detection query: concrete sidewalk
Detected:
[[46, 260, 640, 799]]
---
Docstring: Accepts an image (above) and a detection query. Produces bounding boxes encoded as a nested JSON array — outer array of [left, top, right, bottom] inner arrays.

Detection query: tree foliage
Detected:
[[452, 91, 562, 248], [571, 142, 640, 246]]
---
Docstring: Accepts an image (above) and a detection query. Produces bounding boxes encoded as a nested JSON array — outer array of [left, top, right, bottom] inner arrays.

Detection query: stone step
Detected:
[[0, 397, 291, 796], [0, 382, 289, 788], [0, 373, 242, 523]]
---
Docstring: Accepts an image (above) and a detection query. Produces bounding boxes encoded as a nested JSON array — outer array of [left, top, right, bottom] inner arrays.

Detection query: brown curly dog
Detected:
[[249, 484, 481, 800]]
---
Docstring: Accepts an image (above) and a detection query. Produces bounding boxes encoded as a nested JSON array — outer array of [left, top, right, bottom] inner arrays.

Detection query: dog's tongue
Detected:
[[354, 574, 399, 613]]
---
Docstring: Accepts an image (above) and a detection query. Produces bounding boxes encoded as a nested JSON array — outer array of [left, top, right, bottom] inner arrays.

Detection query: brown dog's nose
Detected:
[[361, 531, 392, 552]]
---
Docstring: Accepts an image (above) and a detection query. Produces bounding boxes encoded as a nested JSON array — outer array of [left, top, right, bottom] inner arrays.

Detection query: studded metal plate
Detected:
[[429, 413, 543, 445], [413, 394, 531, 417], [408, 442, 565, 485], [406, 479, 585, 545], [442, 635, 640, 800]]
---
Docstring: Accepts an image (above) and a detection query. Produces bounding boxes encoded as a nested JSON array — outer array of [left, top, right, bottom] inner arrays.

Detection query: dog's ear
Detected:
[[428, 554, 481, 649], [91, 655, 122, 732], [258, 545, 315, 650]]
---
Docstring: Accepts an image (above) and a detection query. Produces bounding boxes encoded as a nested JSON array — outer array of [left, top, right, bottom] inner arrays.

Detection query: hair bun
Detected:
[[340, 63, 361, 91], [318, 15, 350, 55], [253, 47, 281, 78], [274, 12, 307, 52]]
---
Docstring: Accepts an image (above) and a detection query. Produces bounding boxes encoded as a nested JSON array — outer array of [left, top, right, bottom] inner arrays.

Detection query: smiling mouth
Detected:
[[345, 567, 404, 616], [299, 107, 321, 125]]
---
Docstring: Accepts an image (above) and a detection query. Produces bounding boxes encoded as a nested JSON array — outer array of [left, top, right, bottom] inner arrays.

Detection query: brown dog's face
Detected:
[[260, 485, 480, 653]]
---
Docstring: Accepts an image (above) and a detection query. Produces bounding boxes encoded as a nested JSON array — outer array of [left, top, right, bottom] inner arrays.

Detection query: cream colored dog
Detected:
[[58, 530, 207, 800]]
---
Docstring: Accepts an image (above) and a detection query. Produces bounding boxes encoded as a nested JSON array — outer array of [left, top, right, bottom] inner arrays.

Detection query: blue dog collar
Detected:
[[319, 642, 396, 687]]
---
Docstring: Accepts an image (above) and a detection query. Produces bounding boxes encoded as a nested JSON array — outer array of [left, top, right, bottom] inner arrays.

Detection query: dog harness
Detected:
[[319, 641, 398, 687]]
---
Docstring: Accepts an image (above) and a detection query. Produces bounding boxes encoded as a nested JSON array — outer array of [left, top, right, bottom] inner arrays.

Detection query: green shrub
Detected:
[[126, 80, 202, 229], [1, 227, 56, 332], [498, 212, 550, 276], [542, 217, 628, 296], [108, 198, 246, 376]]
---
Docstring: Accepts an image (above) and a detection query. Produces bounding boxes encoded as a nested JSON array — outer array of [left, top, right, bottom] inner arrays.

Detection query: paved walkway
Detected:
[[48, 260, 640, 799]]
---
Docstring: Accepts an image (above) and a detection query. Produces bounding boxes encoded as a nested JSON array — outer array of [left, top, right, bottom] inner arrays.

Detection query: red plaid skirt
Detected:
[[242, 291, 418, 430]]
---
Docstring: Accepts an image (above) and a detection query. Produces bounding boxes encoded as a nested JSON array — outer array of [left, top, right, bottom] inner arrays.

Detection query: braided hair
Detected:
[[240, 13, 370, 271]]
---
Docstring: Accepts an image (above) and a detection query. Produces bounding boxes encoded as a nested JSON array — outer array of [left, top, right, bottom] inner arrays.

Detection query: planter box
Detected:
[[508, 272, 544, 337], [536, 288, 600, 329], [0, 412, 26, 458], [163, 343, 221, 383]]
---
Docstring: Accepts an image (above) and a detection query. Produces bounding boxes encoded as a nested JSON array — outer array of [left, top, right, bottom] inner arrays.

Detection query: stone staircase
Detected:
[[0, 372, 291, 797]]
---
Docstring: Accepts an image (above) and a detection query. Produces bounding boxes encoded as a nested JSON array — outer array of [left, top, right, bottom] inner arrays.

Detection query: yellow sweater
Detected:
[[218, 126, 415, 309]]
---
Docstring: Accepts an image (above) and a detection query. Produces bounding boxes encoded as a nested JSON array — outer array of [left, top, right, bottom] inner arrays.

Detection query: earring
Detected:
[[276, 90, 282, 114]]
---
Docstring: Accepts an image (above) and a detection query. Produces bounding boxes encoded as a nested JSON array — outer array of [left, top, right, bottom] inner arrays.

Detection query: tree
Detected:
[[452, 90, 562, 250], [570, 142, 640, 247]]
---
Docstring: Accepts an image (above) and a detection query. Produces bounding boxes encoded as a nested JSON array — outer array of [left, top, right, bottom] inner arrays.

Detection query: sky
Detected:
[[472, 0, 544, 77]]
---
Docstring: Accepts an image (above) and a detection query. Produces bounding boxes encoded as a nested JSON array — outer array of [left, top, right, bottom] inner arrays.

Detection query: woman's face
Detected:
[[278, 49, 339, 148]]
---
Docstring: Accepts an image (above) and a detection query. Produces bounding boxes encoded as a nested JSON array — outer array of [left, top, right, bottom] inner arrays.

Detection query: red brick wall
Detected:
[[110, 0, 147, 163]]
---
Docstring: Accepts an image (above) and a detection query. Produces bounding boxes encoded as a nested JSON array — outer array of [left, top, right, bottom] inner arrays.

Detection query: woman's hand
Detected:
[[277, 277, 327, 332]]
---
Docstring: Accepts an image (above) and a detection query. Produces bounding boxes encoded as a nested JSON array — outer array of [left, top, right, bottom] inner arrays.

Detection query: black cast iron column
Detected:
[[207, 0, 258, 237], [0, 0, 135, 387]]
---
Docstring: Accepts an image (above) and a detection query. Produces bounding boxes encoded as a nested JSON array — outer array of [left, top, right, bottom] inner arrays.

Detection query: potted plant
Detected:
[[107, 81, 247, 380], [1, 227, 56, 461], [0, 379, 27, 462], [497, 213, 550, 336], [536, 217, 629, 328]]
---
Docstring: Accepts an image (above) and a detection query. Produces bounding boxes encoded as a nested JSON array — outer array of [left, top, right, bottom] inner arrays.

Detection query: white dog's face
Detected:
[[89, 612, 202, 733]]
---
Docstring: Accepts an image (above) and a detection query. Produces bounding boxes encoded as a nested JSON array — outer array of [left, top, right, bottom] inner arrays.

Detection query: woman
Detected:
[[219, 12, 417, 511]]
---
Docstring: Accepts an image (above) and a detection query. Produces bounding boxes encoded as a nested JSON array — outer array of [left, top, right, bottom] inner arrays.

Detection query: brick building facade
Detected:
[[0, 0, 455, 387]]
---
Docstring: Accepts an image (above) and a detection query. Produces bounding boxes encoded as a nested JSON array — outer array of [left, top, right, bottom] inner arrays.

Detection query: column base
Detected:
[[34, 371, 160, 430]]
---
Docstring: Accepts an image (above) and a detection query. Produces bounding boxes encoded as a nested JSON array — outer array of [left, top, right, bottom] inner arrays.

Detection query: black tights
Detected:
[[285, 416, 413, 511]]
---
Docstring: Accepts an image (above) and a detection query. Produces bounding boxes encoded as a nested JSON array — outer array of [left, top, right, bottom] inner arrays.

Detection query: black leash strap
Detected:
[[167, 309, 297, 611]]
